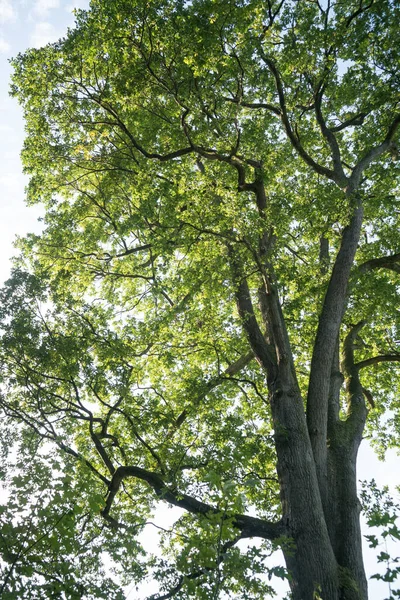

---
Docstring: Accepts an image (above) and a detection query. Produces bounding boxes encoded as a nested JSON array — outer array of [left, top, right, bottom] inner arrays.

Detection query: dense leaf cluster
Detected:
[[0, 0, 399, 598]]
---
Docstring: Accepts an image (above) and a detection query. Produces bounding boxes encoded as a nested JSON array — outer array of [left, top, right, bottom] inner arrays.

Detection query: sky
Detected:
[[0, 1, 398, 599], [0, 0, 91, 284]]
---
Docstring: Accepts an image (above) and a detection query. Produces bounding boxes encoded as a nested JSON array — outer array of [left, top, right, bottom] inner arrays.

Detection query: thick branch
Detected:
[[314, 85, 347, 185], [358, 253, 400, 274], [330, 112, 368, 133], [341, 322, 368, 440], [350, 113, 400, 188], [260, 54, 343, 185], [89, 421, 116, 475], [224, 350, 254, 376], [346, 0, 375, 28], [355, 354, 400, 370], [342, 321, 366, 377], [307, 200, 363, 481], [327, 337, 344, 433], [102, 465, 284, 540], [234, 275, 277, 383]]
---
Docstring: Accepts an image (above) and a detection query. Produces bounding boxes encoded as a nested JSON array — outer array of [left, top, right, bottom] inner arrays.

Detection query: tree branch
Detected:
[[76, 85, 194, 162], [358, 253, 400, 274], [233, 275, 277, 384], [350, 113, 400, 188], [342, 321, 367, 377], [330, 112, 368, 133], [307, 199, 363, 481], [327, 337, 344, 433], [102, 465, 284, 540], [314, 84, 347, 185], [259, 53, 343, 185], [346, 0, 375, 28], [147, 537, 242, 600], [355, 354, 400, 370], [0, 399, 110, 486], [341, 322, 368, 438], [221, 96, 281, 116], [169, 350, 254, 434]]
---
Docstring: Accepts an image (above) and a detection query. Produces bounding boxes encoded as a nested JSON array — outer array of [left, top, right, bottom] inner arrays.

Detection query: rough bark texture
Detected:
[[233, 177, 371, 599], [307, 199, 364, 514]]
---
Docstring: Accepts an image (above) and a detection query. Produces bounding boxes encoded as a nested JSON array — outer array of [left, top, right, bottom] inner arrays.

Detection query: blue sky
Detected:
[[0, 1, 398, 598], [0, 0, 90, 283]]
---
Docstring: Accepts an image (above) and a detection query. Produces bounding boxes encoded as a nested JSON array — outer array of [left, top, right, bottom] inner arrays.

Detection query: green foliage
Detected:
[[0, 441, 129, 598], [361, 481, 400, 600], [0, 0, 399, 597]]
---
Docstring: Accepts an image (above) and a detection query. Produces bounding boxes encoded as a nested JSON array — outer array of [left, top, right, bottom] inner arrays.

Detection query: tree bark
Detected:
[[235, 267, 341, 599], [272, 384, 340, 600], [307, 199, 363, 514]]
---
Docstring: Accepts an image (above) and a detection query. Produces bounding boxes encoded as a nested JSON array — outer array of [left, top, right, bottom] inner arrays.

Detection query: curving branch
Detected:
[[330, 112, 368, 133], [314, 83, 347, 185], [221, 95, 281, 116], [259, 53, 343, 185], [102, 465, 284, 540], [358, 252, 400, 274], [193, 146, 261, 192], [350, 113, 400, 188], [76, 79, 266, 197], [355, 354, 400, 370]]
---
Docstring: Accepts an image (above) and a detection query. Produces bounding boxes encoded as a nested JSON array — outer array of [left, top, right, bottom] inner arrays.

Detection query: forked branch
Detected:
[[259, 52, 343, 185], [350, 113, 400, 188]]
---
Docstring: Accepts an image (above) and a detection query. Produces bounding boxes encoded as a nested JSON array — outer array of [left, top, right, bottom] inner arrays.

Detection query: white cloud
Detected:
[[30, 21, 59, 47], [33, 0, 60, 18], [0, 37, 10, 54], [0, 0, 16, 23]]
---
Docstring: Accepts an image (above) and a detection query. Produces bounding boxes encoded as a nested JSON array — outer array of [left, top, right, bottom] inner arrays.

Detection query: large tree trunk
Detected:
[[327, 441, 368, 600], [272, 384, 340, 600], [275, 399, 368, 600], [235, 180, 370, 599]]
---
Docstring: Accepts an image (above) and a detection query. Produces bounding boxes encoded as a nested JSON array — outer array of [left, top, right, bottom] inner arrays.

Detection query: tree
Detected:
[[1, 0, 399, 597]]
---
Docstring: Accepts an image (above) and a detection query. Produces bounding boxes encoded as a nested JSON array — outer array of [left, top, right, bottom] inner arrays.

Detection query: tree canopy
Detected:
[[0, 0, 399, 598]]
